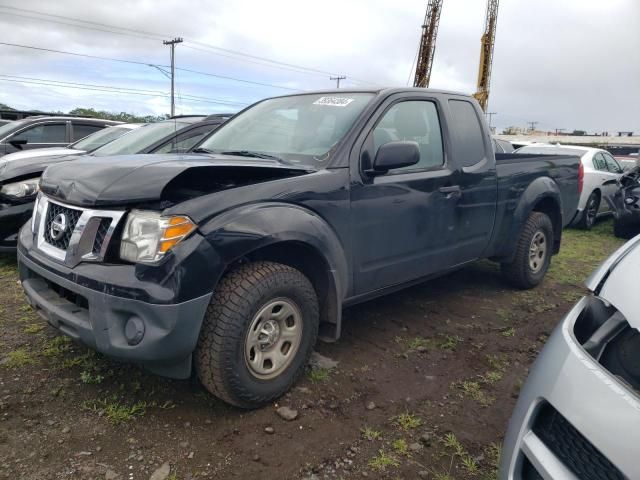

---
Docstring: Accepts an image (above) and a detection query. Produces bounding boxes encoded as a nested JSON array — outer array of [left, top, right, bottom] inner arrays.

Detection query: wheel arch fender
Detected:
[[501, 177, 564, 263], [199, 202, 349, 341]]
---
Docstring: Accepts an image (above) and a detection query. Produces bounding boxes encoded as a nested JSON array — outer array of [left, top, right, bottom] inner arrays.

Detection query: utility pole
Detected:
[[330, 75, 346, 88], [554, 128, 565, 136], [527, 121, 538, 133], [163, 37, 183, 116], [485, 112, 497, 130]]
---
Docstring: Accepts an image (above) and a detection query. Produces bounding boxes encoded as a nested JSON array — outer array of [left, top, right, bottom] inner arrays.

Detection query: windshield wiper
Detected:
[[221, 150, 283, 161], [191, 147, 215, 154]]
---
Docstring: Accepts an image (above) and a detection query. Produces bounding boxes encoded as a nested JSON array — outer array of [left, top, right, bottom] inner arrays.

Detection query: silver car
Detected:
[[500, 236, 640, 479]]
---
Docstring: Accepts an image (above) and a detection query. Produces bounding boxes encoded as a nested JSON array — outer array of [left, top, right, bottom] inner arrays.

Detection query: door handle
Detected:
[[439, 185, 462, 200]]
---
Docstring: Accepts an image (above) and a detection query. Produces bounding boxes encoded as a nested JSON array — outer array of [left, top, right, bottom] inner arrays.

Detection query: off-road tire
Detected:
[[578, 191, 600, 230], [613, 219, 638, 239], [501, 212, 554, 289], [195, 261, 319, 408]]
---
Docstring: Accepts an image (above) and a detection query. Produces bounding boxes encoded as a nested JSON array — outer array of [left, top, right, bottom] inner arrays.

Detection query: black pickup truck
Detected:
[[17, 89, 580, 408]]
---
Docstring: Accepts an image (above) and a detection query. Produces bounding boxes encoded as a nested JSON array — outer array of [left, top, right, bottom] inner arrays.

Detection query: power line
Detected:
[[0, 74, 247, 107], [0, 4, 377, 85], [0, 41, 303, 92], [330, 75, 346, 88]]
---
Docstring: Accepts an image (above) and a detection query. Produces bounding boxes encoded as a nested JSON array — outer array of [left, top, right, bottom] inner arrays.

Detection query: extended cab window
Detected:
[[13, 123, 66, 143], [371, 100, 444, 171], [448, 100, 486, 167]]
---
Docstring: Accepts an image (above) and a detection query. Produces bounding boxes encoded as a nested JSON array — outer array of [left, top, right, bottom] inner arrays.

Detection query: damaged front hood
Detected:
[[39, 153, 313, 207], [586, 235, 640, 330]]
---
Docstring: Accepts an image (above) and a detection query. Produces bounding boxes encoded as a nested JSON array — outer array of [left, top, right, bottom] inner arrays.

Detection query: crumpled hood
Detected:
[[586, 235, 640, 330], [0, 153, 84, 183], [40, 153, 312, 207]]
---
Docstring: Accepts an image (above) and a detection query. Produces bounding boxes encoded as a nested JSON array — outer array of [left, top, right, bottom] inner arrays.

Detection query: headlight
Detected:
[[120, 210, 196, 263], [0, 178, 40, 198]]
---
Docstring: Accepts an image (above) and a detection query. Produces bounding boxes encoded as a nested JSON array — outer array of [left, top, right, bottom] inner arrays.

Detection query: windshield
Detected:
[[70, 126, 136, 152], [0, 119, 28, 139], [92, 120, 191, 156], [199, 93, 375, 167]]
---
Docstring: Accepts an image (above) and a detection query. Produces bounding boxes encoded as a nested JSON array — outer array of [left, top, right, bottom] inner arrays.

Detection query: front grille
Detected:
[[532, 403, 624, 480], [521, 457, 543, 480], [92, 218, 112, 255], [43, 202, 82, 250]]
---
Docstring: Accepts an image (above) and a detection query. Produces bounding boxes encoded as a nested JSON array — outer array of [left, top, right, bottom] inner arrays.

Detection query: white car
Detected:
[[0, 123, 142, 162], [516, 145, 624, 229]]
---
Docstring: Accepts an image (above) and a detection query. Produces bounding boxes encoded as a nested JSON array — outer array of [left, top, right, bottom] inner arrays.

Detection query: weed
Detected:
[[23, 324, 44, 334], [361, 426, 382, 441], [484, 442, 502, 480], [368, 450, 399, 472], [392, 438, 410, 457], [408, 336, 433, 351], [442, 432, 480, 476], [438, 334, 462, 351], [42, 336, 72, 357], [3, 348, 36, 368], [307, 367, 330, 383], [82, 397, 147, 424], [481, 370, 503, 384], [453, 380, 495, 407], [393, 412, 422, 431], [80, 370, 105, 384], [501, 327, 515, 338]]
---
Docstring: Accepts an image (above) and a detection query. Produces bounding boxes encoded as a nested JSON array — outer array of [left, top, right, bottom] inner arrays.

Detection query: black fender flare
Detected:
[[198, 202, 348, 340]]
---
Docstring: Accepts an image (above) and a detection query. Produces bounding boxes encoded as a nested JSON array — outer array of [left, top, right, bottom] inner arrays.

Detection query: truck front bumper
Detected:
[[0, 201, 33, 252], [18, 232, 213, 379]]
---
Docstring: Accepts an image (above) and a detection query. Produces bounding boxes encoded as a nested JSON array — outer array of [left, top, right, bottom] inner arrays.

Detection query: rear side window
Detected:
[[592, 153, 607, 171], [72, 123, 103, 141], [370, 100, 444, 171], [448, 100, 486, 167], [603, 153, 623, 174], [13, 123, 67, 143]]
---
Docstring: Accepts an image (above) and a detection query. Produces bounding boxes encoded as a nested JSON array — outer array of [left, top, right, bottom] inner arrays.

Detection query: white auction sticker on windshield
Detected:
[[313, 96, 355, 107]]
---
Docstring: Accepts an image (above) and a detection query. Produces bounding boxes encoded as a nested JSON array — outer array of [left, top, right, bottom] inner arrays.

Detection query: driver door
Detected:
[[350, 97, 459, 295]]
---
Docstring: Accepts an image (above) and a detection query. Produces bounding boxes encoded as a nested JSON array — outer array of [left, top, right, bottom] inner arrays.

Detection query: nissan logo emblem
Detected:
[[50, 213, 68, 241]]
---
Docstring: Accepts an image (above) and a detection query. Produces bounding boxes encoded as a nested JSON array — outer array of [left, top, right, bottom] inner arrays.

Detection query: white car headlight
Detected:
[[120, 210, 196, 263], [0, 178, 40, 198]]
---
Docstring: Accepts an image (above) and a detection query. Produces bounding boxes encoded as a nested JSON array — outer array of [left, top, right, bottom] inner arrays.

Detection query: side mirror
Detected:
[[9, 139, 27, 150], [368, 141, 420, 175]]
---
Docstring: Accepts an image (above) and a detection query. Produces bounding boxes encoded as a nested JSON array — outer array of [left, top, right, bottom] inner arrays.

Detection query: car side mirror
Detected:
[[368, 141, 420, 176], [9, 139, 27, 150]]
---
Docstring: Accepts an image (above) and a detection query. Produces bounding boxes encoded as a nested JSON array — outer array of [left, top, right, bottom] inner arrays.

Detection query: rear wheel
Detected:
[[501, 212, 554, 289], [579, 191, 600, 230], [195, 261, 319, 408]]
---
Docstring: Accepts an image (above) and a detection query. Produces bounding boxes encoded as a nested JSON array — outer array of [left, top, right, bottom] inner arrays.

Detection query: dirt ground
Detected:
[[0, 220, 624, 480]]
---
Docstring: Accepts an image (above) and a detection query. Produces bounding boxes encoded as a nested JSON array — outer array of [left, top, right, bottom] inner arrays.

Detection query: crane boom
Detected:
[[473, 0, 499, 111], [413, 0, 444, 88]]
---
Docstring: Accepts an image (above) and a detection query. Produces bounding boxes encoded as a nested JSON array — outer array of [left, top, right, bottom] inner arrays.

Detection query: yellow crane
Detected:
[[473, 0, 499, 111], [413, 0, 444, 88]]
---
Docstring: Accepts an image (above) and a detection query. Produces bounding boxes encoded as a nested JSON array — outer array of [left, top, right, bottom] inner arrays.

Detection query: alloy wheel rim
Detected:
[[244, 298, 303, 380], [528, 230, 547, 273]]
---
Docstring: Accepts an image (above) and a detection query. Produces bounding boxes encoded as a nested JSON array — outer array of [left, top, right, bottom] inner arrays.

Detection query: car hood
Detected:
[[1, 147, 82, 162], [40, 153, 314, 207], [586, 235, 640, 330], [0, 153, 85, 183]]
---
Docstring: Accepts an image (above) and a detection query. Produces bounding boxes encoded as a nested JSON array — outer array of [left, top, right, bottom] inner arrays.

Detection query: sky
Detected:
[[0, 0, 638, 133]]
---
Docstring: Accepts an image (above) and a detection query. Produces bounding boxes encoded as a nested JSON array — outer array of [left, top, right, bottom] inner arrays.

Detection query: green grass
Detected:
[[307, 367, 330, 383], [82, 397, 147, 424], [392, 438, 410, 457], [3, 348, 36, 368], [42, 336, 72, 357], [501, 326, 515, 338], [80, 370, 105, 384], [453, 380, 495, 407], [361, 426, 382, 441], [393, 412, 422, 431], [438, 334, 463, 351], [23, 324, 44, 334], [368, 449, 400, 472]]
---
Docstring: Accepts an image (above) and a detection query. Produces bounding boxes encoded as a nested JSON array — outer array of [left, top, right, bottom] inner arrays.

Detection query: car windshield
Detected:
[[199, 93, 375, 167], [70, 126, 136, 152], [0, 119, 28, 139], [92, 120, 192, 156]]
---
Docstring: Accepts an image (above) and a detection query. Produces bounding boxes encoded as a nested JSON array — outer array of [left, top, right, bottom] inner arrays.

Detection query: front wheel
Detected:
[[195, 261, 319, 408], [501, 212, 554, 289]]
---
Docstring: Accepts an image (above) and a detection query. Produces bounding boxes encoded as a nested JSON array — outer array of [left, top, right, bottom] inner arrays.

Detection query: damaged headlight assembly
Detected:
[[120, 210, 196, 263], [0, 178, 40, 198]]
